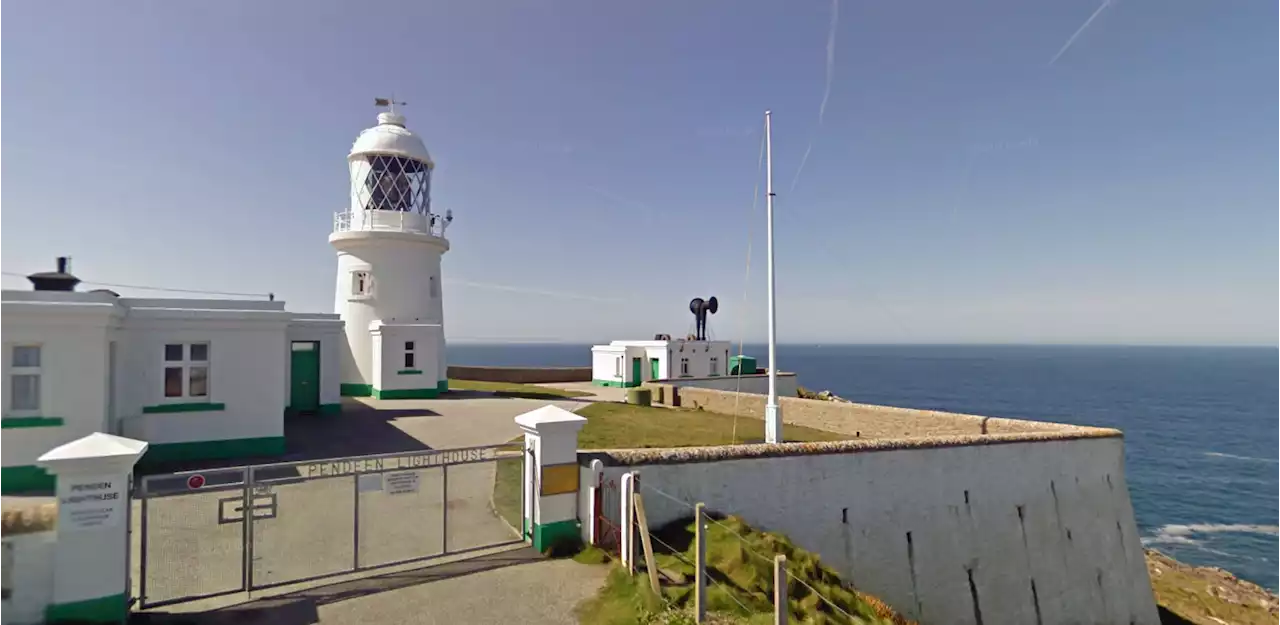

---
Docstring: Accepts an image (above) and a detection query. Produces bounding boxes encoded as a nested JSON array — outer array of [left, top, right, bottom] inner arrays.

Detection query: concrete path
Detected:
[[535, 381, 628, 405], [132, 392, 610, 624]]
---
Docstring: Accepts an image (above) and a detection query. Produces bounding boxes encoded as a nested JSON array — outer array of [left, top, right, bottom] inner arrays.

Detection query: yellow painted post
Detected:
[[774, 554, 788, 625], [695, 502, 707, 623]]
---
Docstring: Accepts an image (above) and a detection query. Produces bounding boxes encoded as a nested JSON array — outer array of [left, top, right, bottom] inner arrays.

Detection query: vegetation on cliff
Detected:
[[1146, 548, 1278, 625], [574, 514, 914, 625]]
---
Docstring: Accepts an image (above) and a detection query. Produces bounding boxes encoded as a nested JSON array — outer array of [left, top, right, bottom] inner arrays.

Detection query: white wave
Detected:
[[1144, 523, 1280, 547], [1204, 451, 1278, 463]]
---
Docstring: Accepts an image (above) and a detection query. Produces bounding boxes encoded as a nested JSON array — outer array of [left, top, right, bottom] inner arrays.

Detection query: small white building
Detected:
[[592, 339, 734, 388], [1, 266, 343, 493]]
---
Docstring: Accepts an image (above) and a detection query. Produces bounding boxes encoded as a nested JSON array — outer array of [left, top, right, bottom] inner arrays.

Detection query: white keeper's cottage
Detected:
[[1, 105, 453, 493]]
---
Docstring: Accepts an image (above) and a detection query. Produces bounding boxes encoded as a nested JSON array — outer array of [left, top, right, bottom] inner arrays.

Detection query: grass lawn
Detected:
[[574, 401, 848, 449], [446, 379, 592, 400], [490, 401, 848, 535], [574, 515, 914, 625]]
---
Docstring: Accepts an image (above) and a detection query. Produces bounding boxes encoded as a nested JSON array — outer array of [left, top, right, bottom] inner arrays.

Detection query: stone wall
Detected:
[[581, 430, 1159, 625], [446, 365, 592, 384], [651, 385, 1065, 438], [1, 503, 56, 625]]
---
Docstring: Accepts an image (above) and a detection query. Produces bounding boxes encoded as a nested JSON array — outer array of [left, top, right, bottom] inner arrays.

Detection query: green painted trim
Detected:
[[397, 369, 424, 375], [45, 592, 127, 623], [141, 402, 226, 414], [531, 519, 580, 554], [437, 379, 449, 392], [141, 436, 285, 466], [372, 387, 439, 400], [1, 465, 55, 494], [341, 383, 373, 397], [592, 379, 641, 388], [1, 416, 65, 428], [318, 403, 342, 416]]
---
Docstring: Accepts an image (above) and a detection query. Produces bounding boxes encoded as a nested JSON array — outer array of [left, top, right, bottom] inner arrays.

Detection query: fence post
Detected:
[[774, 554, 788, 625], [695, 502, 707, 623], [37, 433, 148, 624], [514, 405, 587, 554], [620, 471, 638, 574]]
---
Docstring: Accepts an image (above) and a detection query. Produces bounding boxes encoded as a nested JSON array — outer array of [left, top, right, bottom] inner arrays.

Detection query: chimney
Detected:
[[28, 256, 81, 292]]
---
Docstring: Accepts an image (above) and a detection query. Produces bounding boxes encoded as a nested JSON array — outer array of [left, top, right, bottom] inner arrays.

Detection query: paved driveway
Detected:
[[133, 392, 609, 624]]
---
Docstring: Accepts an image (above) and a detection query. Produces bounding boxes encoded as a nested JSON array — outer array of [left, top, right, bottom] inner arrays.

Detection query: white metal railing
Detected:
[[333, 209, 450, 237]]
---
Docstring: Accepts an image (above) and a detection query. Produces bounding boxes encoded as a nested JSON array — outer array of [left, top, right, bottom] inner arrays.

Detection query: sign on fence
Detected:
[[386, 472, 420, 495]]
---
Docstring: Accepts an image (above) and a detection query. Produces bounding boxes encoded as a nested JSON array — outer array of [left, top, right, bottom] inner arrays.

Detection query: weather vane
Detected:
[[374, 97, 407, 114]]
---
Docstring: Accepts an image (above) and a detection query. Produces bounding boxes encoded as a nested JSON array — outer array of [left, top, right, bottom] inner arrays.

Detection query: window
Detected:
[[351, 270, 373, 298], [8, 345, 41, 414], [164, 343, 209, 400], [614, 357, 622, 377], [429, 276, 438, 298], [404, 341, 415, 369], [710, 357, 720, 376], [680, 357, 690, 377]]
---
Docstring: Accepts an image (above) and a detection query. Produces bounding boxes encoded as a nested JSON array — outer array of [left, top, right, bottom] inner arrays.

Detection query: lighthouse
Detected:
[[331, 102, 453, 399]]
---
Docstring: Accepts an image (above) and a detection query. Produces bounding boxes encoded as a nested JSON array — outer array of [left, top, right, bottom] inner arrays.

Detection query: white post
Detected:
[[695, 502, 707, 623], [515, 405, 587, 554], [620, 471, 638, 573], [587, 459, 604, 545], [36, 433, 148, 624], [764, 109, 783, 444]]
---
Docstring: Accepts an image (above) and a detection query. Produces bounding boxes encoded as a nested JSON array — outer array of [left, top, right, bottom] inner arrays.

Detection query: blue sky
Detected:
[[3, 0, 1275, 345]]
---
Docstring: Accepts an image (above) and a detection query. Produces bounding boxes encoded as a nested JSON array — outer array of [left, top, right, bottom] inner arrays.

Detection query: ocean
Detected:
[[448, 343, 1279, 591]]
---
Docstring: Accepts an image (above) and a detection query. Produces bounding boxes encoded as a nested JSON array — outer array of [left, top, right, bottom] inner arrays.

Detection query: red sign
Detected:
[[186, 474, 206, 490]]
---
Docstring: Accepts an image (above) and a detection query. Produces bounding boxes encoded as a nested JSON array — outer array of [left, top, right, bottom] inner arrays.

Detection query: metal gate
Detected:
[[593, 472, 624, 553], [134, 443, 524, 609]]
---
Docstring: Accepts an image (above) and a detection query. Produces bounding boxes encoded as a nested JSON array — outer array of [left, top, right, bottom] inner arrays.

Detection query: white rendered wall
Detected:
[[332, 231, 448, 388], [371, 323, 442, 391], [286, 316, 344, 407], [591, 347, 625, 383], [668, 340, 731, 379], [595, 437, 1159, 625], [1, 531, 55, 625], [117, 312, 288, 444], [0, 303, 116, 469]]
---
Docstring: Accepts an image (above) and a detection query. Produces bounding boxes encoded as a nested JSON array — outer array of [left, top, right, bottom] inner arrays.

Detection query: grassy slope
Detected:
[[575, 515, 915, 625], [447, 378, 592, 400]]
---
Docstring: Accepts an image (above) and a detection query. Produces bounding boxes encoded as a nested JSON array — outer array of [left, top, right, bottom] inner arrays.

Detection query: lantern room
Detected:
[[347, 111, 435, 215]]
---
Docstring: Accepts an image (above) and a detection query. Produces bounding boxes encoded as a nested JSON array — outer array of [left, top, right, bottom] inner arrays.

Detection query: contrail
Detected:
[[1048, 0, 1114, 66], [788, 0, 840, 194], [445, 279, 632, 303]]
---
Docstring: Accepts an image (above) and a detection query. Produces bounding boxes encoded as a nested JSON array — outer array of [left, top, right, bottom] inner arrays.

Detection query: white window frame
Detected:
[[350, 270, 374, 300], [709, 356, 720, 377], [7, 345, 42, 417], [680, 357, 690, 377], [163, 342, 210, 402], [614, 357, 622, 378]]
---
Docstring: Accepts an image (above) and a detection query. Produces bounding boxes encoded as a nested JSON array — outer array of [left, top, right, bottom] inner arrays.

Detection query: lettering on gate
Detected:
[[304, 447, 497, 478]]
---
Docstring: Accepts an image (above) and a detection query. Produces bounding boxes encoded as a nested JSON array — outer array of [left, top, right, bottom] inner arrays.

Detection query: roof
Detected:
[[348, 112, 433, 166]]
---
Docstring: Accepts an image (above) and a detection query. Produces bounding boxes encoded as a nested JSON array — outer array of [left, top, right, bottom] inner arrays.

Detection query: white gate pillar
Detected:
[[37, 433, 148, 624], [514, 405, 586, 553]]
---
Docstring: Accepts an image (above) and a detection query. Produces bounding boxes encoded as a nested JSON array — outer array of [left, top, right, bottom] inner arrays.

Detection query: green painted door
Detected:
[[290, 341, 321, 414], [650, 358, 660, 380], [631, 358, 642, 387]]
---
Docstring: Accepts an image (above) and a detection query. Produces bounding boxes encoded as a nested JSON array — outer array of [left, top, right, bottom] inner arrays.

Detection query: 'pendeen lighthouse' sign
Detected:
[[59, 478, 125, 531]]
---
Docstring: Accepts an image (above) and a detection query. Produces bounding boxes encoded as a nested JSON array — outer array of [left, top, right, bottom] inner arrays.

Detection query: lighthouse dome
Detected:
[[349, 112, 433, 167]]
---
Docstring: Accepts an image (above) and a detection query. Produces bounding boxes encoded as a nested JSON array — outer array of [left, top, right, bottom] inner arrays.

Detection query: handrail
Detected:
[[333, 209, 450, 237]]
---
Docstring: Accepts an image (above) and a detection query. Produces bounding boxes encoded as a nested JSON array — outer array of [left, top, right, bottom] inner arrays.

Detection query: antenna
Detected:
[[687, 296, 720, 341]]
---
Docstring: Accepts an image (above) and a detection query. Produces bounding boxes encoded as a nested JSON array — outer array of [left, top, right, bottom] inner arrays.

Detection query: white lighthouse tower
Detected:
[[330, 101, 453, 399]]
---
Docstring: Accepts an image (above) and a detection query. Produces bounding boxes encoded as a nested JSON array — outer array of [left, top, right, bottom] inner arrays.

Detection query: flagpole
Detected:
[[764, 110, 782, 444]]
